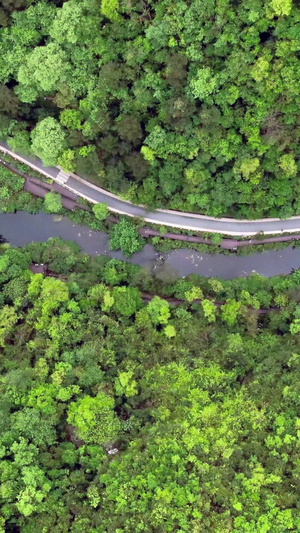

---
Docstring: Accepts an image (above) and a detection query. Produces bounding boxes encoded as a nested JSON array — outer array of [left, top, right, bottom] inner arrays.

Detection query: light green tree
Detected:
[[50, 0, 84, 44], [115, 371, 138, 397], [57, 149, 76, 172], [8, 131, 32, 155], [221, 299, 241, 326], [68, 392, 121, 445], [202, 299, 217, 322], [31, 118, 67, 166], [44, 191, 62, 214], [269, 0, 293, 17], [112, 286, 143, 317], [101, 0, 122, 22], [190, 68, 218, 100], [92, 202, 109, 221], [147, 296, 170, 325], [0, 305, 18, 347], [110, 219, 144, 257], [164, 324, 176, 338], [279, 154, 297, 177], [17, 43, 70, 102], [60, 109, 82, 130], [185, 286, 203, 303]]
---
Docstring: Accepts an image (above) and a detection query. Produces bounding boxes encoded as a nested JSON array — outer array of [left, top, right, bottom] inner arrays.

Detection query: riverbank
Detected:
[[2, 234, 299, 319], [2, 211, 300, 280], [2, 155, 300, 257]]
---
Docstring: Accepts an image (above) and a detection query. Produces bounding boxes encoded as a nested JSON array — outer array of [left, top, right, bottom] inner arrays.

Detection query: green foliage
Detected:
[[68, 392, 121, 445], [50, 0, 87, 45], [1, 241, 300, 530], [222, 299, 242, 326], [60, 109, 82, 130], [57, 149, 76, 172], [31, 118, 67, 166], [185, 285, 203, 303], [269, 0, 293, 16], [4, 0, 300, 526], [92, 202, 109, 221], [279, 153, 297, 177], [44, 191, 62, 214], [147, 296, 170, 325], [115, 371, 138, 397], [110, 218, 144, 256], [190, 68, 218, 100], [202, 299, 217, 322], [2, 0, 300, 217], [164, 324, 176, 338], [17, 42, 70, 102], [8, 131, 32, 155], [0, 305, 18, 346], [0, 165, 32, 213], [112, 286, 143, 317], [101, 0, 121, 22], [141, 145, 155, 162]]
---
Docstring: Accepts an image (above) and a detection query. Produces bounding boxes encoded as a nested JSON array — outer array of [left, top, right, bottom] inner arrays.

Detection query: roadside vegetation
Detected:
[[1, 0, 300, 218], [2, 160, 300, 258]]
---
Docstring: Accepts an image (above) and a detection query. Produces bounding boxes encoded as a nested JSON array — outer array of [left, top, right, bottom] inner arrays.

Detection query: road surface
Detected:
[[1, 141, 300, 236]]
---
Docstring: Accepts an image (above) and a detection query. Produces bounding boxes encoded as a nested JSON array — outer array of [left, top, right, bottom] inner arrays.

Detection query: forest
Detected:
[[1, 238, 300, 531], [3, 1, 300, 531], [1, 0, 300, 218]]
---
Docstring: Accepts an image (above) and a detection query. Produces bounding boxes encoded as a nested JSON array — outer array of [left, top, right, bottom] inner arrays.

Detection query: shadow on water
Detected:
[[2, 212, 300, 280]]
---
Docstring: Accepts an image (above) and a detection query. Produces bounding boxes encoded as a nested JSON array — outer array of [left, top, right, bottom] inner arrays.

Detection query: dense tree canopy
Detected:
[[3, 1, 300, 529], [1, 0, 300, 217], [1, 240, 300, 530]]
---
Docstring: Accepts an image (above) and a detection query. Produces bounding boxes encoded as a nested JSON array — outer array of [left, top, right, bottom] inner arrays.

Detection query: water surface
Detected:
[[2, 212, 300, 280]]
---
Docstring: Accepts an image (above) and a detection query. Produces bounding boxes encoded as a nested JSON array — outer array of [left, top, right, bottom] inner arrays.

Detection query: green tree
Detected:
[[1, 240, 300, 531], [8, 131, 31, 155], [269, 0, 293, 16], [202, 299, 217, 322], [17, 43, 70, 102], [101, 0, 121, 22], [110, 219, 144, 257], [147, 296, 170, 325], [0, 305, 18, 346], [44, 191, 62, 214], [112, 286, 143, 317], [92, 202, 109, 221], [58, 149, 76, 172], [60, 109, 82, 130], [31, 118, 67, 166], [68, 392, 121, 445], [50, 0, 86, 44], [190, 68, 218, 100], [164, 324, 176, 337], [185, 286, 203, 303], [222, 299, 242, 326], [279, 154, 297, 177]]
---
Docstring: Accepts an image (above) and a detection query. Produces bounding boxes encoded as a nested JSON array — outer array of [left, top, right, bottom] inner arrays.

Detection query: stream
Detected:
[[2, 212, 300, 280]]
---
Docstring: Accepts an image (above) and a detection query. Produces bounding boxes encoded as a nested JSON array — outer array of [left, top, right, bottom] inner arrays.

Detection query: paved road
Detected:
[[2, 141, 300, 236]]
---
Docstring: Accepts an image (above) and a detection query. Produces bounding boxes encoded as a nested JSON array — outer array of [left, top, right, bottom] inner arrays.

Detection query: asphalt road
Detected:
[[2, 141, 300, 236]]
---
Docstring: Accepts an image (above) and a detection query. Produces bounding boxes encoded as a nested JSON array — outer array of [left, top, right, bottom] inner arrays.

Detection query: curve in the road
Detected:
[[1, 142, 300, 237]]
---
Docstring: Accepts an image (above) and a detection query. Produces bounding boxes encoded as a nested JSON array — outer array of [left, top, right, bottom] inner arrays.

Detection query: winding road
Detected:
[[2, 141, 300, 237]]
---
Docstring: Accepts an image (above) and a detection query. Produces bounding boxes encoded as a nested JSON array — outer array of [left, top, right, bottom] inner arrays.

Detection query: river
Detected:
[[2, 212, 300, 280]]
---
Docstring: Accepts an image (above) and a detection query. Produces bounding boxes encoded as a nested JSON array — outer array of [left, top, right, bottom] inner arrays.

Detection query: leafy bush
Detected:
[[110, 218, 144, 256], [92, 202, 109, 221], [44, 191, 62, 214]]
